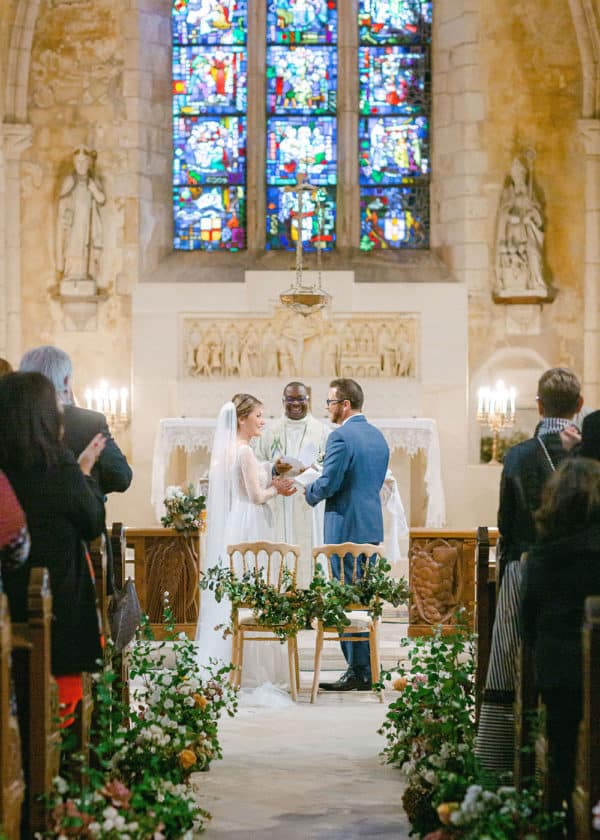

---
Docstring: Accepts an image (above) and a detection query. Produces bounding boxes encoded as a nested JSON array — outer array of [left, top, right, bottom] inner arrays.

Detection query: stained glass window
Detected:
[[172, 1, 247, 251], [266, 1, 337, 251], [359, 0, 431, 250]]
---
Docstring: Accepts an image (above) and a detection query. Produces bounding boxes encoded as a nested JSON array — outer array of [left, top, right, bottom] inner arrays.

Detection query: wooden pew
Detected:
[[574, 596, 600, 839], [110, 521, 126, 591], [474, 526, 499, 724], [408, 527, 498, 637], [124, 527, 201, 639], [11, 568, 61, 837], [0, 591, 25, 839]]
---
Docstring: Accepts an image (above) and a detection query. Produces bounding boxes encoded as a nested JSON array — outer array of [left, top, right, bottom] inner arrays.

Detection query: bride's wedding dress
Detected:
[[195, 403, 290, 704]]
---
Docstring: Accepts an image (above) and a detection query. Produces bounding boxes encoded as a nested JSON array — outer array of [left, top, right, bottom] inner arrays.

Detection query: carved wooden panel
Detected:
[[408, 529, 477, 637], [126, 528, 201, 639]]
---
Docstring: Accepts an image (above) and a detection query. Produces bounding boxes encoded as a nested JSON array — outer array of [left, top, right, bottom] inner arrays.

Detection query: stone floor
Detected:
[[195, 674, 411, 840]]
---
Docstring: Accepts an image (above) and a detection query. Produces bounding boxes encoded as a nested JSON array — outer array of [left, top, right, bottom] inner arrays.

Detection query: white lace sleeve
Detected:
[[238, 445, 277, 504]]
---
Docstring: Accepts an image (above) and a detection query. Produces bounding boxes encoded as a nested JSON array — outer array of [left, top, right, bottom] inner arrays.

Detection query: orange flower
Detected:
[[178, 749, 197, 769], [436, 802, 459, 825], [393, 676, 408, 691], [193, 693, 209, 710]]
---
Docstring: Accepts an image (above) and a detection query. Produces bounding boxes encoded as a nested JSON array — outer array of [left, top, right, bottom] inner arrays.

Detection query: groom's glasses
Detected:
[[326, 399, 344, 406], [284, 396, 308, 404]]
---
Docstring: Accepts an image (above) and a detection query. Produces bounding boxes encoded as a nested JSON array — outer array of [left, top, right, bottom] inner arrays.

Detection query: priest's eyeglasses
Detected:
[[284, 396, 308, 403], [326, 399, 344, 406]]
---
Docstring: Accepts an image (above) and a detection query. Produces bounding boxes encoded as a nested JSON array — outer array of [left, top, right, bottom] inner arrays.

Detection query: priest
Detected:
[[255, 381, 330, 587]]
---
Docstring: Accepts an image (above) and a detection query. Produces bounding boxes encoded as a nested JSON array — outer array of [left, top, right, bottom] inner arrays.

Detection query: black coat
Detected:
[[521, 523, 600, 690], [63, 405, 132, 593], [497, 432, 567, 570], [3, 448, 105, 675], [62, 405, 132, 495]]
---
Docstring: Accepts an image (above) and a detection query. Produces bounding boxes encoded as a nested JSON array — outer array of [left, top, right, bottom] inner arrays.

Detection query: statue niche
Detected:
[[493, 149, 555, 304]]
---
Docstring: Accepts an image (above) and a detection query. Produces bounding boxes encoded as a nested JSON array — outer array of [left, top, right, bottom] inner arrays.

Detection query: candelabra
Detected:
[[84, 380, 130, 432], [477, 380, 516, 465]]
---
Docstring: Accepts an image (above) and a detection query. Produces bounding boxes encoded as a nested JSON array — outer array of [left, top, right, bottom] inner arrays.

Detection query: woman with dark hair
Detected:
[[521, 457, 600, 836], [0, 372, 106, 723], [196, 393, 296, 699]]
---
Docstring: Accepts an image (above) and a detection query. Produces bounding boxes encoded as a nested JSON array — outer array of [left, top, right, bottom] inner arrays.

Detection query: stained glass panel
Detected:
[[266, 46, 337, 114], [172, 0, 247, 45], [174, 116, 246, 186], [173, 46, 247, 115], [359, 46, 428, 115], [174, 185, 245, 251], [360, 186, 429, 250], [267, 0, 337, 45], [359, 0, 432, 46], [266, 117, 336, 185], [266, 186, 336, 251], [359, 116, 428, 184]]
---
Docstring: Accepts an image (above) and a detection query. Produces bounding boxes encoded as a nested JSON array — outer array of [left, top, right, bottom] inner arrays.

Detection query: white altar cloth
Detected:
[[151, 417, 446, 528]]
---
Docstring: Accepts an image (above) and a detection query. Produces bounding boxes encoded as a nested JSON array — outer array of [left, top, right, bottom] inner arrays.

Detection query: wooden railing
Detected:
[[0, 590, 25, 839], [574, 596, 600, 839], [11, 568, 61, 837]]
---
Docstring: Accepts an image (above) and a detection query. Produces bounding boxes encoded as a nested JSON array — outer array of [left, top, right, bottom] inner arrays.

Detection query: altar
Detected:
[[150, 416, 446, 533]]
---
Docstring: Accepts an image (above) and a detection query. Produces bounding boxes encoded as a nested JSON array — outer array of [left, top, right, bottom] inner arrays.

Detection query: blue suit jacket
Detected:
[[305, 415, 389, 544]]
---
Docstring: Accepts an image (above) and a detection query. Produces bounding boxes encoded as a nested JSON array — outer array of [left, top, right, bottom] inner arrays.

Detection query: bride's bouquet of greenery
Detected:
[[161, 484, 206, 537]]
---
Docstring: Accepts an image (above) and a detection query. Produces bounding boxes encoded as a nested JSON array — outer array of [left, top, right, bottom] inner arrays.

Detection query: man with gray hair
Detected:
[[20, 345, 132, 591]]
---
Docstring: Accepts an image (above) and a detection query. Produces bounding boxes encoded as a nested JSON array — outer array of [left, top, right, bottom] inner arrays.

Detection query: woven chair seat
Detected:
[[310, 610, 373, 631]]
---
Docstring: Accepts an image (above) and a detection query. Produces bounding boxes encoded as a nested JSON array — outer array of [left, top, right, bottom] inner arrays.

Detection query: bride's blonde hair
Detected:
[[232, 393, 262, 424]]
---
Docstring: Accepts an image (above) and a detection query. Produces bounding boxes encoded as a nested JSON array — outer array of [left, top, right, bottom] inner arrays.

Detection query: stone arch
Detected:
[[568, 0, 600, 117], [4, 0, 41, 122]]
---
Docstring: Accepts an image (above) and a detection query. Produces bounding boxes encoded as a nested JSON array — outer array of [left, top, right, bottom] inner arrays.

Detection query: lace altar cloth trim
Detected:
[[151, 417, 446, 527]]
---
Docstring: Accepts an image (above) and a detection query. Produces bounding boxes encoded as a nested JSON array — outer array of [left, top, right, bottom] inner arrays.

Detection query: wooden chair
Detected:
[[227, 541, 301, 701], [574, 596, 600, 839], [0, 591, 24, 839], [310, 543, 383, 704], [11, 568, 61, 837]]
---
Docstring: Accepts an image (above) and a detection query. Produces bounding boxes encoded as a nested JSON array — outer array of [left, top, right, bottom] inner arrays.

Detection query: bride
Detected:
[[195, 393, 296, 694]]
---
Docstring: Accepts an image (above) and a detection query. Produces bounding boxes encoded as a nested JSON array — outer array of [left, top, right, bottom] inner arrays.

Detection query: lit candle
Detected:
[[477, 388, 484, 416], [84, 388, 93, 410], [93, 388, 102, 412], [109, 388, 118, 417], [120, 387, 128, 418], [509, 387, 516, 418]]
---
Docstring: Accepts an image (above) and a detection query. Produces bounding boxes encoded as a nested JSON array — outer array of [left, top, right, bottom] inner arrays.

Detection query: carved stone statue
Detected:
[[56, 148, 105, 292], [495, 150, 550, 298]]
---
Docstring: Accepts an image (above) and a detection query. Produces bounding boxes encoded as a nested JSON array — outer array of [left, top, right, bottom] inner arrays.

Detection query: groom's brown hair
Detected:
[[330, 378, 364, 410]]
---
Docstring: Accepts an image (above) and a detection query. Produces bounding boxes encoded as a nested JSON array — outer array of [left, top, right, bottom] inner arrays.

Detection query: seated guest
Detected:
[[522, 458, 600, 837], [0, 372, 106, 723], [20, 345, 132, 593]]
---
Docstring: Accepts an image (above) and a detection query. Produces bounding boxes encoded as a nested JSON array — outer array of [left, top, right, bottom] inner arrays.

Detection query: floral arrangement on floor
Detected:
[[200, 556, 409, 641], [161, 484, 206, 537], [44, 596, 237, 838], [379, 616, 564, 839]]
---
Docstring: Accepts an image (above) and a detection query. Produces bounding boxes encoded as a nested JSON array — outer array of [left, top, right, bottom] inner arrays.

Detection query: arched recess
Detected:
[[4, 0, 41, 121], [568, 0, 600, 117]]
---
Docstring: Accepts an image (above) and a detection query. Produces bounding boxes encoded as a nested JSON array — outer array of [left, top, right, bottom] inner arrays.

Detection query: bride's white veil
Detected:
[[195, 400, 237, 668]]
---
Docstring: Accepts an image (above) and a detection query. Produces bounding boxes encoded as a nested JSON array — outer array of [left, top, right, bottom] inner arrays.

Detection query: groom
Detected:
[[305, 378, 389, 691]]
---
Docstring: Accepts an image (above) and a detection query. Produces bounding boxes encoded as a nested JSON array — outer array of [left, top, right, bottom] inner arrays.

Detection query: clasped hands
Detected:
[[77, 433, 106, 476]]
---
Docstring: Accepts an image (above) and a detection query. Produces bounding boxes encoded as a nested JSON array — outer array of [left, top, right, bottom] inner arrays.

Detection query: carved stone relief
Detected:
[[181, 309, 419, 379]]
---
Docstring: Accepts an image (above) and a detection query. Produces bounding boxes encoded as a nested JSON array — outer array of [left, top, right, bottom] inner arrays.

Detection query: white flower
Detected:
[[88, 823, 101, 837], [53, 776, 68, 794], [102, 806, 119, 820]]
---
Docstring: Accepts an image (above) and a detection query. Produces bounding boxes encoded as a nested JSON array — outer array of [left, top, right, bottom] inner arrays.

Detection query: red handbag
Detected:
[[0, 470, 29, 571]]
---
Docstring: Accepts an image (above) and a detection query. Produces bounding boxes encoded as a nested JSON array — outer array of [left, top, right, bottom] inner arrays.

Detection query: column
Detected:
[[578, 119, 600, 409], [1, 122, 32, 362]]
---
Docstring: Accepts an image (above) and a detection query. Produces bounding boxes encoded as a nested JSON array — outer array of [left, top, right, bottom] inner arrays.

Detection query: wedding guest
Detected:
[[0, 469, 30, 580], [0, 372, 106, 724], [0, 357, 12, 377], [522, 458, 600, 837], [476, 367, 582, 774], [20, 345, 132, 593]]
